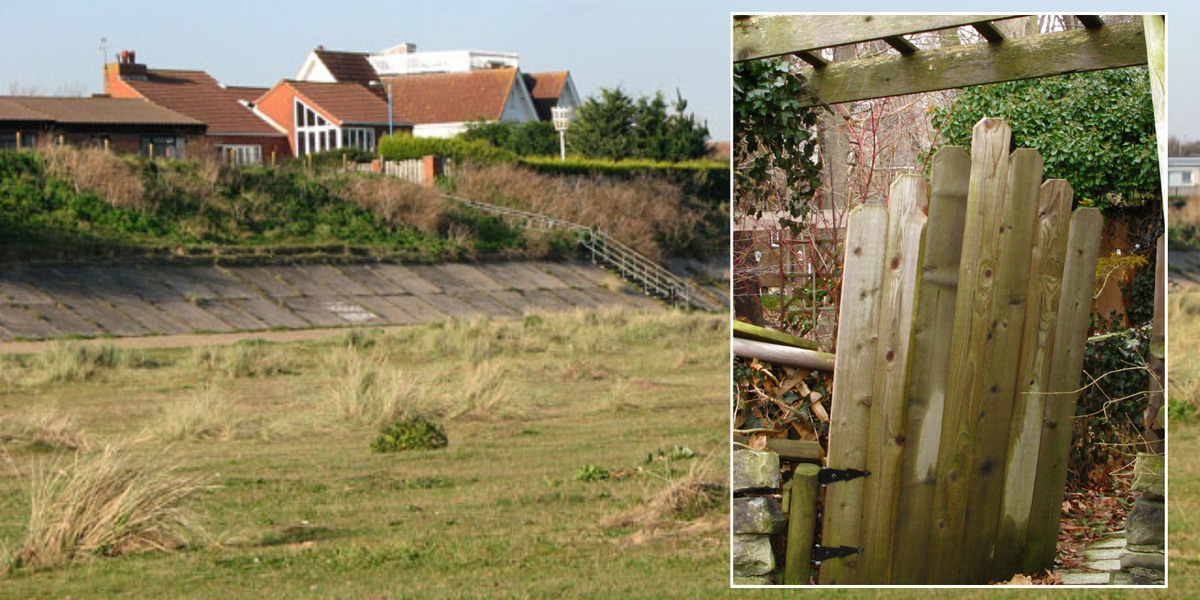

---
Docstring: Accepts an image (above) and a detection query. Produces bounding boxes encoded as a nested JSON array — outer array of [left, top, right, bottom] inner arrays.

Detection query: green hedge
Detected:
[[378, 135, 517, 165]]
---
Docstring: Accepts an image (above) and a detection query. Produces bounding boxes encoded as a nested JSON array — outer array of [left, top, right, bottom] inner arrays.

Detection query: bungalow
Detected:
[[1169, 157, 1200, 197], [0, 95, 205, 155], [293, 43, 579, 138], [253, 80, 412, 157], [103, 50, 289, 164]]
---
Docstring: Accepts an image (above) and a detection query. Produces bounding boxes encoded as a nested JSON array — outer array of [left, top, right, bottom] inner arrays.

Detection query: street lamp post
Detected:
[[551, 106, 573, 162]]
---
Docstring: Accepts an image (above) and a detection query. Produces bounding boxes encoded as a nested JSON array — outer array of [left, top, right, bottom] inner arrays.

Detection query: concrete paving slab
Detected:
[[337, 264, 406, 295], [188, 267, 256, 299], [0, 306, 60, 338], [551, 288, 602, 309], [200, 301, 269, 331], [227, 267, 299, 299], [415, 293, 480, 319], [478, 262, 550, 291], [520, 289, 577, 313], [382, 295, 445, 322], [352, 295, 418, 325], [579, 287, 637, 308], [484, 290, 528, 315], [436, 263, 506, 291], [538, 261, 596, 288], [110, 298, 190, 335], [147, 267, 220, 300], [372, 264, 441, 295], [265, 266, 332, 297], [450, 293, 518, 319], [0, 324, 11, 342], [284, 298, 353, 327], [55, 297, 150, 336], [105, 267, 184, 302], [228, 298, 310, 329], [406, 265, 476, 293], [322, 299, 382, 324], [1085, 559, 1123, 572], [29, 304, 104, 337], [504, 261, 571, 290], [1060, 571, 1111, 585], [561, 260, 615, 286], [0, 275, 55, 305], [306, 265, 371, 296], [68, 267, 135, 299], [1082, 547, 1126, 561], [156, 301, 235, 333]]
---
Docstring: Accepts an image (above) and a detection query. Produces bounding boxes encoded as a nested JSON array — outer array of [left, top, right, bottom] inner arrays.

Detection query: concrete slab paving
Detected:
[[228, 298, 310, 329], [415, 293, 480, 319], [224, 267, 299, 298], [382, 295, 445, 322], [438, 263, 507, 291], [538, 261, 596, 288], [336, 264, 406, 295], [284, 298, 355, 327], [407, 265, 475, 293], [29, 304, 104, 337], [105, 267, 185, 302], [200, 302, 269, 331], [1060, 571, 1111, 585], [306, 265, 371, 296], [551, 288, 603, 309], [450, 292, 518, 319], [147, 267, 221, 300], [0, 306, 60, 338], [484, 290, 529, 315], [372, 264, 441, 295], [56, 297, 150, 336], [0, 275, 55, 305], [188, 267, 256, 299], [110, 298, 190, 335], [1082, 547, 1126, 561], [520, 289, 577, 313], [352, 295, 418, 325], [267, 266, 335, 297], [156, 301, 235, 333]]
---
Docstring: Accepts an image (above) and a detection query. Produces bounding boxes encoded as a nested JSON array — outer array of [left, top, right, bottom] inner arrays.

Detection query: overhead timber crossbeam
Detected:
[[732, 15, 1148, 108]]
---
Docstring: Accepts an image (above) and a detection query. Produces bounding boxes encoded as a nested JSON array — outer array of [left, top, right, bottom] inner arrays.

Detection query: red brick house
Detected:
[[254, 80, 411, 157], [0, 96, 205, 155], [103, 51, 288, 164]]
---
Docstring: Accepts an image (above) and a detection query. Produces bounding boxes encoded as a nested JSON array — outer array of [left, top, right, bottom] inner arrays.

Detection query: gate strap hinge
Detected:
[[818, 468, 870, 486], [812, 545, 864, 564]]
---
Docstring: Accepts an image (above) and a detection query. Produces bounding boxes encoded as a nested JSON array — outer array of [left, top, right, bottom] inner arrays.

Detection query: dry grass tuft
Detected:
[[329, 349, 429, 425], [451, 360, 518, 420], [31, 342, 143, 384], [451, 164, 697, 261], [330, 173, 447, 234], [157, 388, 233, 442], [42, 146, 147, 211], [192, 341, 293, 379], [601, 462, 726, 532], [0, 409, 91, 453], [2, 443, 212, 573]]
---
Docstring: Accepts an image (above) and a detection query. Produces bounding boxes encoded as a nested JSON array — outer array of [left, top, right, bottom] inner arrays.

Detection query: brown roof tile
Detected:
[[383, 68, 518, 125], [0, 96, 203, 127], [523, 71, 568, 121], [313, 50, 379, 85], [285, 81, 393, 125], [120, 69, 283, 135], [226, 86, 269, 104]]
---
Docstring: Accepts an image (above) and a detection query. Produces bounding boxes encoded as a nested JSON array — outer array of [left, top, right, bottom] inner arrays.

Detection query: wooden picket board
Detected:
[[1023, 207, 1104, 573], [857, 175, 927, 582], [890, 146, 970, 584], [957, 148, 1043, 582], [928, 117, 1012, 584], [818, 204, 888, 584], [992, 179, 1074, 579]]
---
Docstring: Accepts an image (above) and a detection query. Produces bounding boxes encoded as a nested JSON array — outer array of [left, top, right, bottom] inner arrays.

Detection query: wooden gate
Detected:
[[818, 117, 1103, 585]]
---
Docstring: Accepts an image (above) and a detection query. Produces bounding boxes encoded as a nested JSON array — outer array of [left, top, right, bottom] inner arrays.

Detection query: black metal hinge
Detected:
[[812, 544, 864, 564], [818, 468, 870, 486]]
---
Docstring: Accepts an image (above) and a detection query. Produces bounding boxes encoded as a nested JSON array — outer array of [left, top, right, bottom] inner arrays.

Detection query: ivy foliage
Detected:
[[566, 87, 709, 162], [733, 57, 821, 225], [930, 67, 1159, 211]]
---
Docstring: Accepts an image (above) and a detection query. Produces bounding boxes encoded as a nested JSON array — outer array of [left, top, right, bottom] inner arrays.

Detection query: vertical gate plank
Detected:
[[958, 148, 1043, 583], [783, 463, 822, 584], [1024, 207, 1104, 572], [858, 175, 927, 582], [992, 179, 1074, 579], [818, 204, 888, 584], [891, 146, 970, 584], [928, 117, 1012, 583]]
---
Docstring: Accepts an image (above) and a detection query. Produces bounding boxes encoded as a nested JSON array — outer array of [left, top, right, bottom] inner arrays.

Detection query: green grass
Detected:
[[0, 309, 732, 598]]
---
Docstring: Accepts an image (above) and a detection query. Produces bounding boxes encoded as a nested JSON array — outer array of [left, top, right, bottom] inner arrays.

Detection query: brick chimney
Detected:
[[105, 49, 147, 80]]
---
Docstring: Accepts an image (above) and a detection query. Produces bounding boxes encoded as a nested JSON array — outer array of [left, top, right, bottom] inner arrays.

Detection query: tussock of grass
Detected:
[[451, 360, 517, 420], [157, 388, 232, 442], [192, 341, 293, 379], [2, 443, 212, 573], [329, 350, 429, 425], [33, 342, 130, 383], [0, 409, 91, 453], [600, 462, 726, 532]]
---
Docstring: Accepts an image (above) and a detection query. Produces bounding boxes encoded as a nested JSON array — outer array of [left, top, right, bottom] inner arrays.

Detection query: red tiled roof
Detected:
[[119, 69, 283, 135], [226, 86, 269, 104], [0, 96, 203, 127], [383, 68, 518, 125], [523, 72, 568, 121], [285, 81, 393, 125], [313, 50, 379, 85]]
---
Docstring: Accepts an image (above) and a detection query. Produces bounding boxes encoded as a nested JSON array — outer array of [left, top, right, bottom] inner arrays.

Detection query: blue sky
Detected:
[[0, 3, 1189, 141]]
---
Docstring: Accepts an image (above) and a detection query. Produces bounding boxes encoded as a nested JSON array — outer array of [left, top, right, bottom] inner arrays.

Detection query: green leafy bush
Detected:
[[370, 417, 449, 453], [460, 120, 559, 157], [378, 135, 517, 165], [575, 464, 611, 482]]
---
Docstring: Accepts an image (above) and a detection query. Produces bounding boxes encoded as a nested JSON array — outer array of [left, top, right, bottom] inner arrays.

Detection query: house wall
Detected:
[[1169, 165, 1200, 196], [413, 122, 467, 138]]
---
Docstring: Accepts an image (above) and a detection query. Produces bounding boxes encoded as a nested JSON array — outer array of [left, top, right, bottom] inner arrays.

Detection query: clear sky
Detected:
[[0, 3, 1190, 142]]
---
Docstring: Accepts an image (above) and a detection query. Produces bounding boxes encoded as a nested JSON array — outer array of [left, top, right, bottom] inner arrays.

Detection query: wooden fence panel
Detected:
[[992, 179, 1074, 579], [928, 117, 1012, 584], [818, 204, 888, 584], [958, 148, 1043, 582], [891, 146, 970, 584], [858, 175, 927, 582], [1023, 207, 1104, 572]]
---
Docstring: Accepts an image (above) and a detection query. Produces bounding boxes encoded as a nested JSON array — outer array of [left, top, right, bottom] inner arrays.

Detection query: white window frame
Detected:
[[342, 127, 376, 152], [218, 144, 263, 166], [294, 98, 338, 156]]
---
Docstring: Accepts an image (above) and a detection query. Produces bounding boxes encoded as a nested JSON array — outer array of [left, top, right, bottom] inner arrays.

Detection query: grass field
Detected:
[[0, 308, 732, 599]]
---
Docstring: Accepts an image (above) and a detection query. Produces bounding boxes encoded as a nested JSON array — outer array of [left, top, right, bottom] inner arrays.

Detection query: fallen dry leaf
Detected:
[[1000, 574, 1034, 585], [749, 435, 768, 451]]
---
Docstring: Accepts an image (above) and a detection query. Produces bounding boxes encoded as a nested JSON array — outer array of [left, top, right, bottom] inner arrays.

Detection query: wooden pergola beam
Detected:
[[734, 14, 1022, 62], [972, 21, 1006, 43], [882, 35, 919, 55], [1076, 15, 1106, 29], [794, 50, 829, 68], [793, 20, 1146, 108]]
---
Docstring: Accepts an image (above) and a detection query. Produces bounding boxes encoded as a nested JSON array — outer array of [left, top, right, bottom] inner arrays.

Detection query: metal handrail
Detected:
[[445, 195, 720, 312]]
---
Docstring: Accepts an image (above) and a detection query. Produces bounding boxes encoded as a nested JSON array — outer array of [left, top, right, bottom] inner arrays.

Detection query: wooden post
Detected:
[[891, 146, 970, 584], [104, 138, 110, 151], [15, 131, 21, 150], [1023, 207, 1104, 573], [993, 179, 1073, 579], [929, 117, 1012, 584], [783, 463, 821, 585], [271, 150, 276, 167], [818, 204, 888, 585], [958, 147, 1043, 583], [858, 174, 927, 582]]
